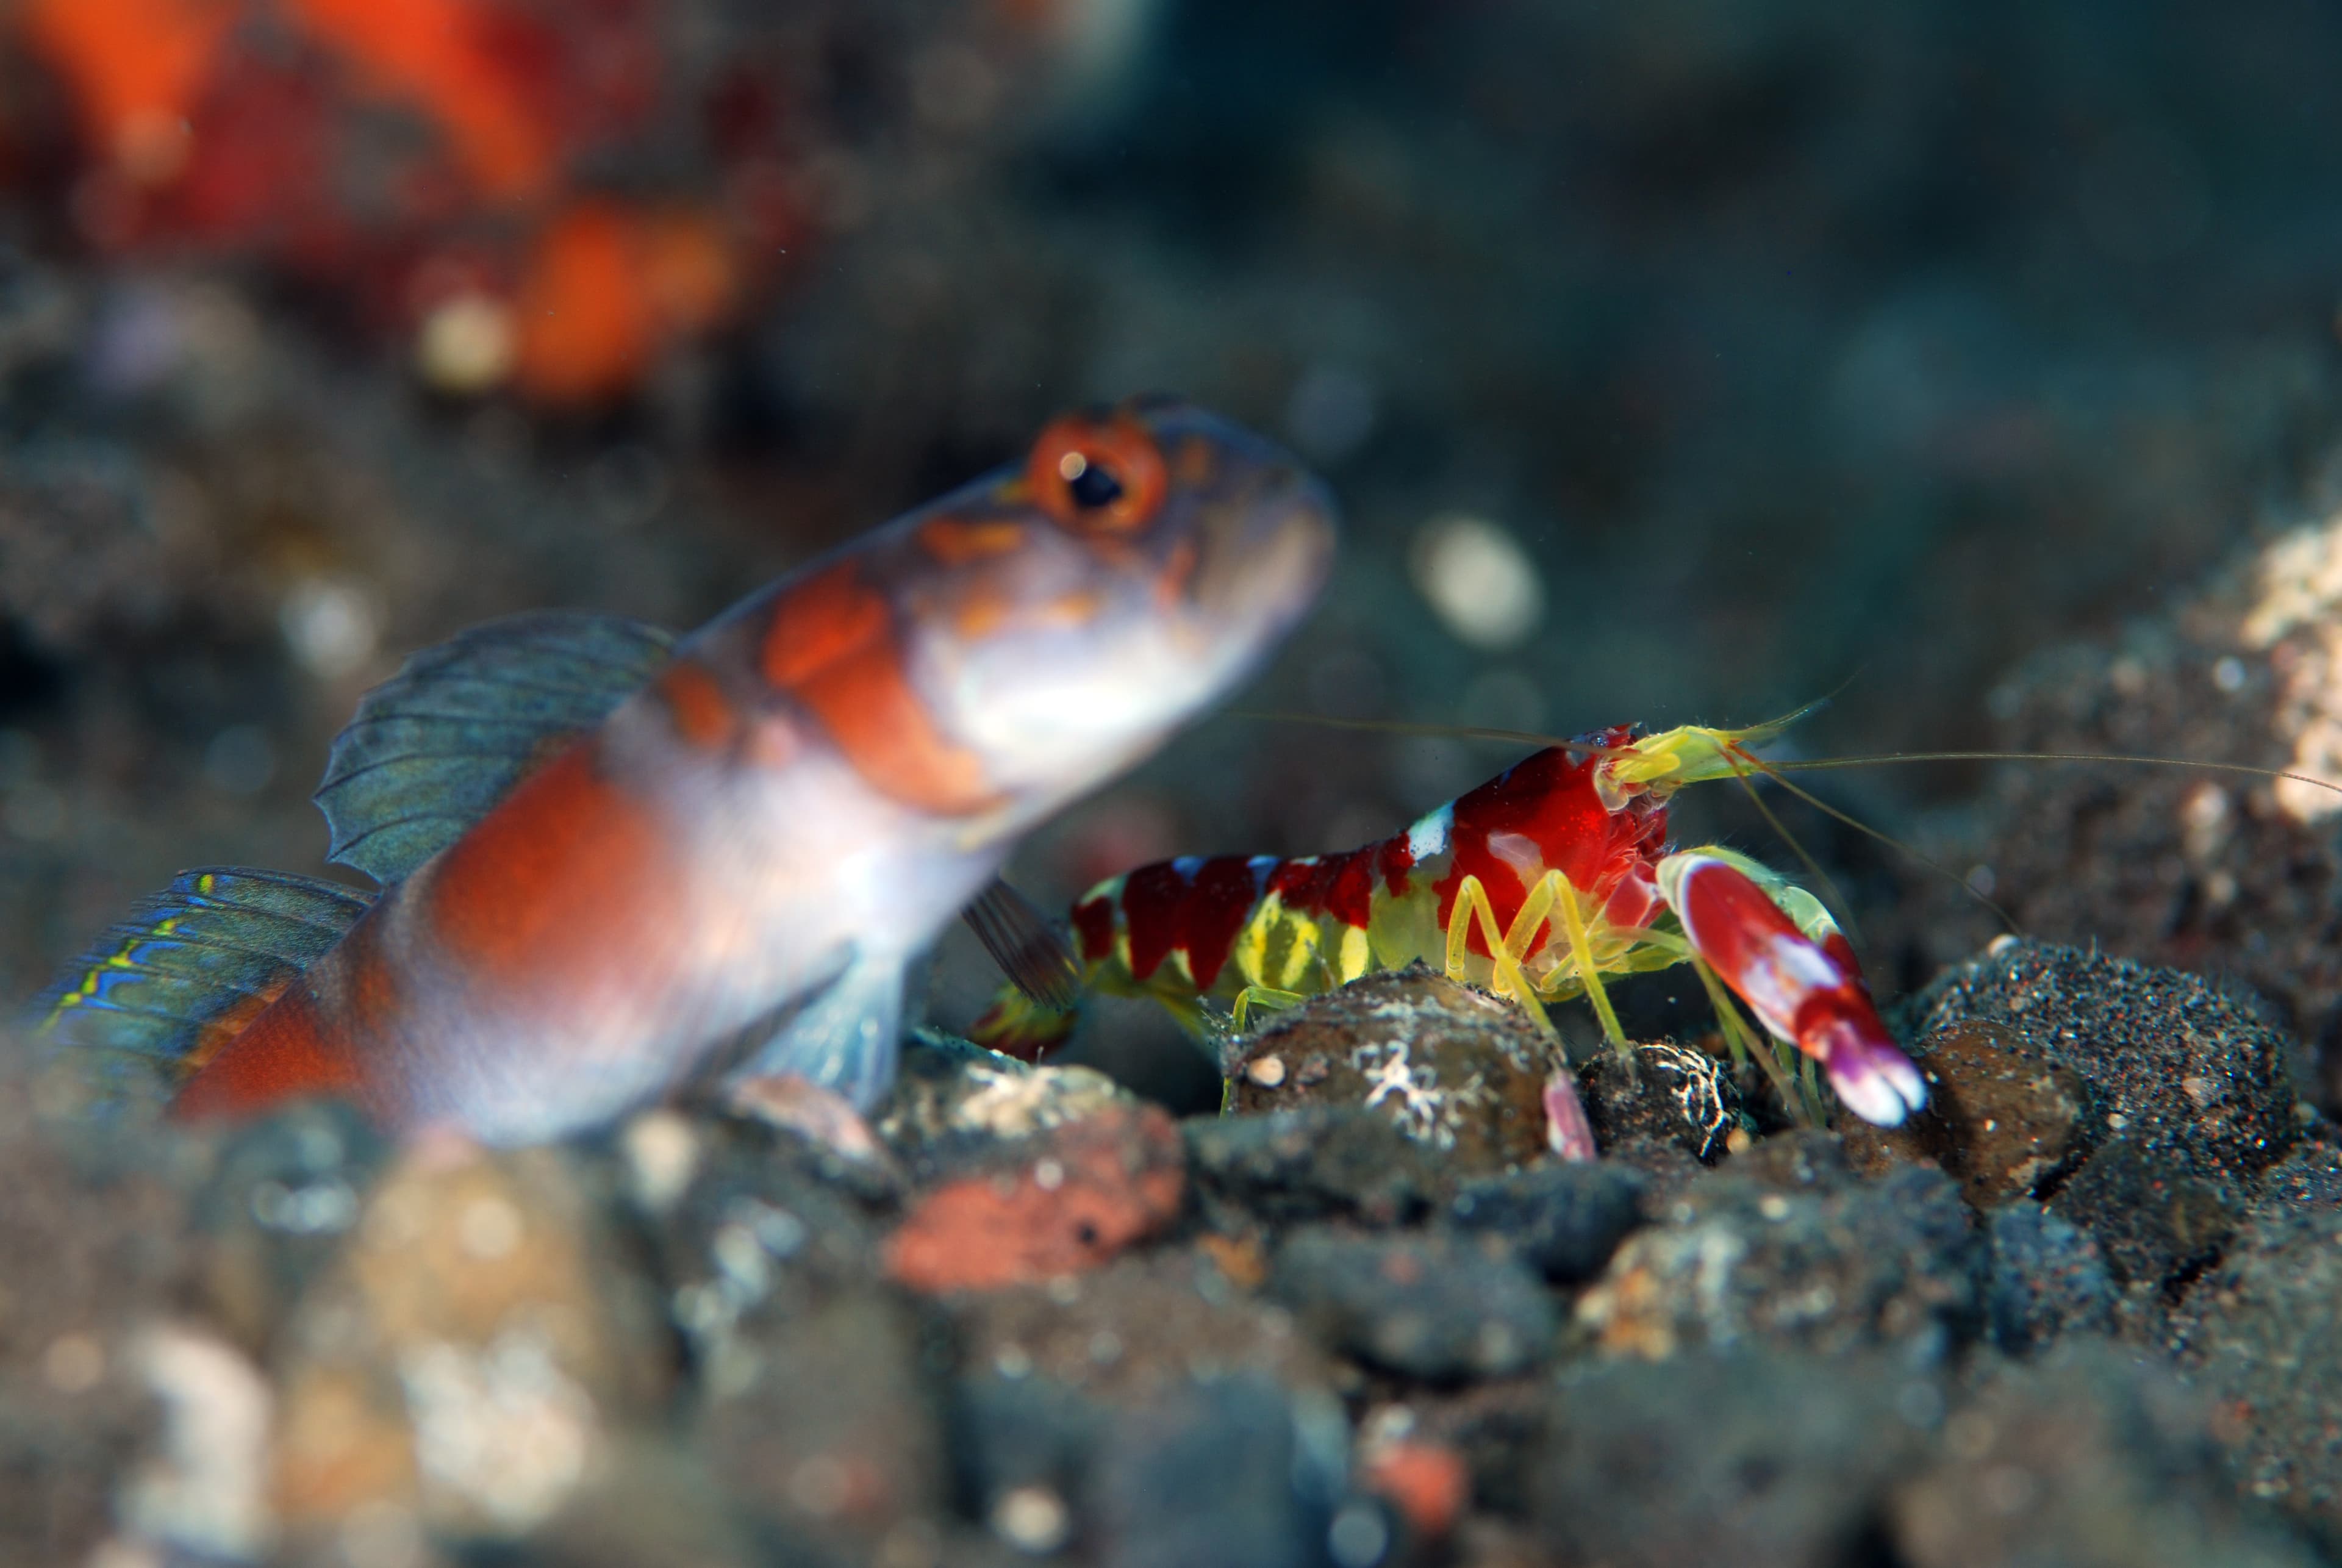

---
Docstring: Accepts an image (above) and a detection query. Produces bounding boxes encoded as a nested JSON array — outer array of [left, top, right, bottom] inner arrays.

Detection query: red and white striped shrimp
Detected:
[[30, 398, 1337, 1144], [971, 720, 1928, 1126]]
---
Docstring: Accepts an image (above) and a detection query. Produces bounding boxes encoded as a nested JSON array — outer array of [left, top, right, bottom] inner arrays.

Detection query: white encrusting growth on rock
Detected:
[[2236, 513, 2342, 822]]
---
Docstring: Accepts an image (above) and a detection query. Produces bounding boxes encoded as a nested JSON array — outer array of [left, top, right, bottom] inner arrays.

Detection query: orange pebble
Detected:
[[1363, 1440, 1471, 1541], [883, 1107, 1186, 1292]]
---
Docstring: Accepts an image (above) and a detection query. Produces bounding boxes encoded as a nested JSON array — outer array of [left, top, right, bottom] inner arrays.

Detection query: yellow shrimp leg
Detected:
[[1441, 873, 1557, 1035], [1491, 867, 1630, 1058], [1537, 870, 1630, 1059], [1230, 984, 1308, 1031]]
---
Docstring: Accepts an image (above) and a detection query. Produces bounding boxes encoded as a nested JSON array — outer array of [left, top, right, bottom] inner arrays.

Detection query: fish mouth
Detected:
[[1184, 464, 1339, 645]]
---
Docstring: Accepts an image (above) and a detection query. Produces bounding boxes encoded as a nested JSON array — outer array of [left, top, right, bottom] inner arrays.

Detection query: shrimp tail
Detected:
[[965, 985, 1083, 1062]]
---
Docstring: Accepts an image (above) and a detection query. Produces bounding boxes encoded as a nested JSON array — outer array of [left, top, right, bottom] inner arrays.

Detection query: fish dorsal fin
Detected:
[[314, 610, 676, 884], [32, 868, 374, 1076]]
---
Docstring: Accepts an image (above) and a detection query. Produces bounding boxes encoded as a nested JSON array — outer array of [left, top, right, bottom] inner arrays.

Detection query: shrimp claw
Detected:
[[1653, 851, 1927, 1126]]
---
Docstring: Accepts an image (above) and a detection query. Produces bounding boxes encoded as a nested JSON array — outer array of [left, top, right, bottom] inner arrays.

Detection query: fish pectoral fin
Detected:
[[313, 610, 676, 886], [732, 952, 907, 1113], [30, 868, 374, 1101], [962, 876, 1081, 1009]]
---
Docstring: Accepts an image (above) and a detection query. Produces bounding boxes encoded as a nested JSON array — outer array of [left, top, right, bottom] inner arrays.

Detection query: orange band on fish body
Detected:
[[761, 560, 890, 686], [918, 516, 1028, 565], [174, 978, 366, 1122], [654, 658, 739, 750], [762, 561, 1001, 817], [424, 742, 680, 992]]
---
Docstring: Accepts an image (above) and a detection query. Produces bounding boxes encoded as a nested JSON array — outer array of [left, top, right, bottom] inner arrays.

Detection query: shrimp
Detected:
[[969, 720, 1928, 1127], [29, 398, 1337, 1144]]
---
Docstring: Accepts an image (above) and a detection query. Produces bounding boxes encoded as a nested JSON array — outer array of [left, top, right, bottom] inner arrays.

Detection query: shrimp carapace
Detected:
[[970, 721, 1928, 1128], [33, 399, 1338, 1144]]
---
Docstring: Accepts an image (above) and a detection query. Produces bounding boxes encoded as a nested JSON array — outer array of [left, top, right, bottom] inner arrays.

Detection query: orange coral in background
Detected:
[[10, 0, 767, 406], [485, 199, 743, 406], [20, 0, 238, 182], [285, 0, 567, 201]]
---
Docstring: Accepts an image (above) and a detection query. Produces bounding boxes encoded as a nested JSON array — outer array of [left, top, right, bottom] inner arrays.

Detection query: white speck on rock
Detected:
[[619, 1109, 701, 1214], [2236, 516, 2342, 821], [401, 1331, 596, 1535]]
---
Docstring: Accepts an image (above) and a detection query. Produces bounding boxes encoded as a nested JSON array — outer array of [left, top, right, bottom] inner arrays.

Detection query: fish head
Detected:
[[894, 397, 1338, 825]]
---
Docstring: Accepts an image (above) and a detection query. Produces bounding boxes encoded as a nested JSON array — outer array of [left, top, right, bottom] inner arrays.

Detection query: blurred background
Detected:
[[4, 0, 2342, 1068]]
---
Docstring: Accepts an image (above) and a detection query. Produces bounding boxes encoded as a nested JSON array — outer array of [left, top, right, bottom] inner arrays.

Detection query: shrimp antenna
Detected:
[[1230, 703, 2342, 926], [1231, 699, 2029, 928], [1230, 681, 1844, 758], [1736, 668, 1854, 737], [1228, 711, 1620, 757], [1724, 746, 2021, 932], [1711, 742, 1866, 939], [1768, 748, 2342, 801]]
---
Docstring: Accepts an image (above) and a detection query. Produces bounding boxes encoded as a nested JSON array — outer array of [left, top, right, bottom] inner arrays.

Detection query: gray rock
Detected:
[[880, 1031, 1138, 1172], [633, 1115, 890, 1349], [1575, 1040, 1744, 1167], [1908, 940, 2296, 1294], [1270, 1228, 1557, 1382], [2171, 1140, 2342, 1549], [195, 1100, 388, 1351], [951, 1361, 1358, 1568], [951, 1244, 1333, 1399], [1186, 1108, 1442, 1228], [1839, 1018, 2090, 1208], [1574, 1133, 1983, 1361], [1445, 1162, 1648, 1284], [1985, 1203, 2116, 1353], [696, 1286, 948, 1563], [1226, 967, 1558, 1175], [949, 1372, 1104, 1520], [1088, 1374, 1346, 1568], [1892, 1345, 2321, 1568], [1531, 1350, 1932, 1568]]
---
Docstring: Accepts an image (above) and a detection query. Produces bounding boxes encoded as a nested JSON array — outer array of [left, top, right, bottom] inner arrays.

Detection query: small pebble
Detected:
[[1328, 1500, 1391, 1567], [992, 1484, 1071, 1553]]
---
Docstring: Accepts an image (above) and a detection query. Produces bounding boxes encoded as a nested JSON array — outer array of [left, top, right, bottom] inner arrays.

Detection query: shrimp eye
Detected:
[[1026, 415, 1168, 533]]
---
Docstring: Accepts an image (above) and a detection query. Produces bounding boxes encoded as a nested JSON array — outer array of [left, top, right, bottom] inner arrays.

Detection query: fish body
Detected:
[[37, 399, 1337, 1143]]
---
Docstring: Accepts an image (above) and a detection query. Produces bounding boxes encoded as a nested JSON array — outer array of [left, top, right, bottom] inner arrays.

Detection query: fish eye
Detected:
[[1058, 450, 1126, 510], [1027, 415, 1167, 533]]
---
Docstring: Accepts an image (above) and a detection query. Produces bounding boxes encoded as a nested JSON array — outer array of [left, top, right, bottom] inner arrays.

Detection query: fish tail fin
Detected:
[[29, 868, 373, 1100]]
